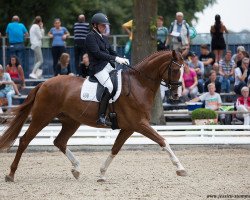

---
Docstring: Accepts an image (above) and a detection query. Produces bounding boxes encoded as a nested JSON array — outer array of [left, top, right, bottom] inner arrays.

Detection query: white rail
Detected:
[[0, 125, 249, 146]]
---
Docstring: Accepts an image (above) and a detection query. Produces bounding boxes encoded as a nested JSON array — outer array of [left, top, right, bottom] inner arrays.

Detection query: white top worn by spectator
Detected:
[[30, 24, 44, 49], [199, 92, 222, 110], [234, 67, 242, 86]]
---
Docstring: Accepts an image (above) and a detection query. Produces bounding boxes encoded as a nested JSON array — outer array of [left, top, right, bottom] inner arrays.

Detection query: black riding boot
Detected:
[[96, 89, 112, 126]]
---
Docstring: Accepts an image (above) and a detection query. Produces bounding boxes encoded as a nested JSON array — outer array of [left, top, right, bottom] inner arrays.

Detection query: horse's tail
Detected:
[[0, 83, 43, 150]]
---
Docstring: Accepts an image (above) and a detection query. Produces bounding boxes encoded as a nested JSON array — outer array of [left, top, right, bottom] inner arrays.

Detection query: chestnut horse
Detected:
[[0, 50, 187, 182]]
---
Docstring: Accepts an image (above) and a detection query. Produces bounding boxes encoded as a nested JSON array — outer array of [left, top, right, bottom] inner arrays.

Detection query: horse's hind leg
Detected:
[[137, 122, 187, 176], [5, 116, 54, 182], [98, 129, 133, 182], [53, 115, 80, 179]]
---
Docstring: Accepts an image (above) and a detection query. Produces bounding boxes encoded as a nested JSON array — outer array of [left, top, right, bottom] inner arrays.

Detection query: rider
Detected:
[[85, 13, 129, 126]]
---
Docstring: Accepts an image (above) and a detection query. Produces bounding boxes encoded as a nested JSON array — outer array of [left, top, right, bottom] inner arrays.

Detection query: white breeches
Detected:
[[94, 63, 114, 93], [237, 105, 250, 125]]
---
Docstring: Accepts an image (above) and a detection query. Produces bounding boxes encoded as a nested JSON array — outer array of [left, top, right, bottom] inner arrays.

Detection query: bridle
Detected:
[[160, 59, 183, 89]]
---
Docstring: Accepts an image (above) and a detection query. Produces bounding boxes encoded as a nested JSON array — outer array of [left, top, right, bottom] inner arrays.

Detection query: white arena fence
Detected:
[[0, 125, 249, 146]]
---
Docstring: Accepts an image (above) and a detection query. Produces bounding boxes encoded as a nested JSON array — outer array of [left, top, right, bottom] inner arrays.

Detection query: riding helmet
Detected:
[[91, 13, 110, 25]]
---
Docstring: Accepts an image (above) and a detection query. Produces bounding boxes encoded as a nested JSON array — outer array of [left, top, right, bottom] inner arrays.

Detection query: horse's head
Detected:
[[160, 50, 183, 101]]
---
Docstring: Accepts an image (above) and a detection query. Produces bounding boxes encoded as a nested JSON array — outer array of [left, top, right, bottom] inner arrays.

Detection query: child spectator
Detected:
[[188, 83, 225, 123], [235, 86, 250, 125], [79, 53, 89, 78], [204, 70, 221, 93], [6, 55, 25, 88], [182, 61, 198, 100], [0, 65, 18, 107], [56, 53, 74, 76]]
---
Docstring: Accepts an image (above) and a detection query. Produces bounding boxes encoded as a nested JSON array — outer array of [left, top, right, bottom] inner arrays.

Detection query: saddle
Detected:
[[81, 69, 122, 103], [88, 70, 118, 101]]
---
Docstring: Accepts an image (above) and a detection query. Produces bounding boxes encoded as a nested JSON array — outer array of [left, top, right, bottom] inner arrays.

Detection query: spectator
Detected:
[[5, 15, 29, 69], [6, 56, 25, 88], [29, 16, 44, 79], [199, 44, 215, 79], [204, 70, 221, 93], [0, 65, 17, 107], [166, 12, 190, 57], [48, 18, 70, 76], [122, 20, 133, 58], [189, 83, 222, 110], [182, 61, 198, 100], [232, 46, 245, 64], [156, 16, 168, 50], [234, 57, 249, 95], [189, 83, 224, 123], [73, 14, 89, 76], [210, 14, 228, 63], [188, 52, 204, 93], [235, 86, 250, 125], [56, 53, 74, 76], [218, 50, 235, 93], [79, 53, 89, 78]]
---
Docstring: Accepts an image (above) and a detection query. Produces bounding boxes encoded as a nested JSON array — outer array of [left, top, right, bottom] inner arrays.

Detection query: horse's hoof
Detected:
[[176, 169, 187, 177], [5, 175, 14, 182], [97, 177, 106, 182], [71, 169, 80, 180]]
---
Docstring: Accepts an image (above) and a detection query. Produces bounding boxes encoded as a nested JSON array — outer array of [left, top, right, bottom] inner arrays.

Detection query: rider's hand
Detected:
[[115, 57, 129, 65]]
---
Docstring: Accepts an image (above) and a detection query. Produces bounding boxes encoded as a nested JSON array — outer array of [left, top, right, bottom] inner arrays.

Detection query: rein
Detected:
[[123, 59, 183, 89]]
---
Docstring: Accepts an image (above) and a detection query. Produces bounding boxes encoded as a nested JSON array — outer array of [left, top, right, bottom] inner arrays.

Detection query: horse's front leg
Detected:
[[137, 121, 187, 176], [97, 129, 133, 182]]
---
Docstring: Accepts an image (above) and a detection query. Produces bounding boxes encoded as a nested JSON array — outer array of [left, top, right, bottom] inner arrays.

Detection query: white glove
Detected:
[[115, 57, 130, 65]]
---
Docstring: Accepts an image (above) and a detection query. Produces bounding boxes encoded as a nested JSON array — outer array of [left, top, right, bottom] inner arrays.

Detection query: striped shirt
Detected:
[[219, 59, 235, 74], [74, 22, 89, 44]]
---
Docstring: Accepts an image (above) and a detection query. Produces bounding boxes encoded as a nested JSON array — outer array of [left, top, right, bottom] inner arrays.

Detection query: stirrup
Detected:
[[96, 114, 112, 126]]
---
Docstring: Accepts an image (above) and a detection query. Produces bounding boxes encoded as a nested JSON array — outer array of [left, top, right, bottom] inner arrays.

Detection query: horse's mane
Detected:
[[133, 50, 172, 70]]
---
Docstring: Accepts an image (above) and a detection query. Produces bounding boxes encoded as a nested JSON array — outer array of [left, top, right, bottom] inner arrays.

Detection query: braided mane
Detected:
[[133, 50, 172, 70]]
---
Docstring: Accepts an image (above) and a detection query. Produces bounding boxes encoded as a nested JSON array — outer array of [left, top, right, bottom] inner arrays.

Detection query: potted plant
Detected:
[[191, 108, 218, 125]]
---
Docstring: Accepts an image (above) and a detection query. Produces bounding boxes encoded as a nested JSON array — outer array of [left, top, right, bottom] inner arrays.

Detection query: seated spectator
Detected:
[[218, 50, 235, 93], [204, 70, 221, 93], [188, 52, 204, 93], [0, 65, 17, 107], [6, 55, 25, 88], [188, 83, 225, 123], [79, 53, 89, 78], [182, 61, 198, 100], [235, 86, 250, 125], [199, 44, 215, 79], [232, 46, 245, 64], [56, 53, 74, 76], [234, 57, 249, 95]]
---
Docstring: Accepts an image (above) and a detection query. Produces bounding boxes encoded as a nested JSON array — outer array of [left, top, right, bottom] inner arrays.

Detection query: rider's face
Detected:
[[97, 24, 106, 34]]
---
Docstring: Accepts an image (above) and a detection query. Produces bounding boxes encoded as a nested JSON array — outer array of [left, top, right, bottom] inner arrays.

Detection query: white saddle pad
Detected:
[[80, 70, 122, 102]]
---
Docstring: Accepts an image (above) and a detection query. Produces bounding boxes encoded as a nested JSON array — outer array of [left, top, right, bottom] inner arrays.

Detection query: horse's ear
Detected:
[[172, 50, 177, 59]]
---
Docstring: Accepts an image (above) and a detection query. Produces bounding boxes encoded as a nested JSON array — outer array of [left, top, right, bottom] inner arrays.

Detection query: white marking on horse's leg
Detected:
[[97, 153, 115, 182], [65, 148, 80, 179], [162, 141, 187, 176]]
